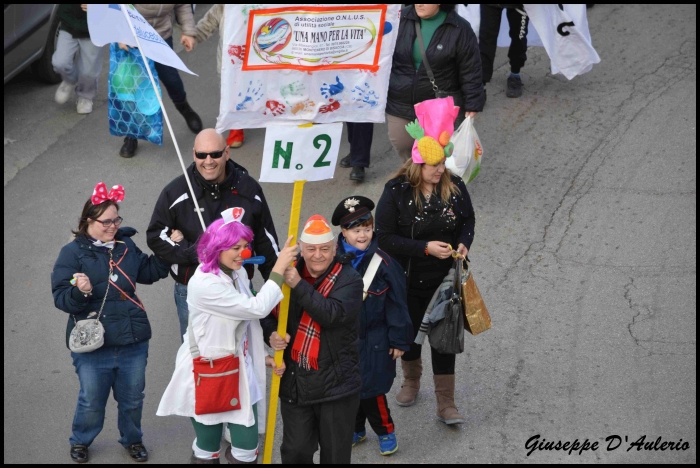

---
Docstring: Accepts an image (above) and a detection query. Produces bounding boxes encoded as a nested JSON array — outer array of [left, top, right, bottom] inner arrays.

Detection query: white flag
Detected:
[[456, 4, 544, 47], [457, 4, 599, 80], [523, 4, 599, 79], [88, 4, 196, 75]]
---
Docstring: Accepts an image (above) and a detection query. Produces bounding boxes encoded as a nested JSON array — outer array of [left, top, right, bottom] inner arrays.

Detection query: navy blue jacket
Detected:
[[337, 235, 413, 399], [51, 228, 170, 349]]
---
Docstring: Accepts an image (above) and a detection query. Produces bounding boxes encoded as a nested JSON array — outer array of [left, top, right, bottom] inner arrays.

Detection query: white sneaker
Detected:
[[55, 81, 74, 104], [76, 97, 93, 114]]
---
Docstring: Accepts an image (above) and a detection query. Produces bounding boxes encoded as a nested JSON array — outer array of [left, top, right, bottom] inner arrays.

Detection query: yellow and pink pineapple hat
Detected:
[[406, 96, 461, 165]]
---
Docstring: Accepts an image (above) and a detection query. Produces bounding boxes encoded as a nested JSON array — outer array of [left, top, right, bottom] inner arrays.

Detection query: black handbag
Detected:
[[428, 260, 465, 354], [414, 20, 451, 99]]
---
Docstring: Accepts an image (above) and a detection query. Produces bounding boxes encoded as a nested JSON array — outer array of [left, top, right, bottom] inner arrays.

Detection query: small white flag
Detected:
[[88, 4, 196, 75]]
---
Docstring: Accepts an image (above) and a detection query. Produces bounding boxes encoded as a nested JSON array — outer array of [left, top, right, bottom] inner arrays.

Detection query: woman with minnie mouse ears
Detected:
[[157, 207, 298, 464], [51, 182, 171, 463]]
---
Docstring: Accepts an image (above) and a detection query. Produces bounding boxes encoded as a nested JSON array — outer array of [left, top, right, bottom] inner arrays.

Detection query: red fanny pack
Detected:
[[192, 355, 241, 415]]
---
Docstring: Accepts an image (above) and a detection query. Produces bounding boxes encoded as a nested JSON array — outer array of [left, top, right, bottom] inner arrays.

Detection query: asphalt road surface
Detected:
[[3, 4, 696, 464]]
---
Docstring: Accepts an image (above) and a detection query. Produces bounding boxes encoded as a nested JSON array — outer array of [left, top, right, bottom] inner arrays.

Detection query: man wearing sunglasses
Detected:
[[146, 128, 280, 340]]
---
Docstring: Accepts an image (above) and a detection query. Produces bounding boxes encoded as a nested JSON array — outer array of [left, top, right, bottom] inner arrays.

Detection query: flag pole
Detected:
[[263, 180, 305, 464], [119, 4, 206, 231]]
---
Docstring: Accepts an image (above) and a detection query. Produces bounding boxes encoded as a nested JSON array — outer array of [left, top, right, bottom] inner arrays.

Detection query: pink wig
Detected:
[[197, 218, 254, 274]]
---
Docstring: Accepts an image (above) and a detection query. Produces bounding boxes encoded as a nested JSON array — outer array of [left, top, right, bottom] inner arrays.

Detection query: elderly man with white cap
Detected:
[[261, 214, 364, 464]]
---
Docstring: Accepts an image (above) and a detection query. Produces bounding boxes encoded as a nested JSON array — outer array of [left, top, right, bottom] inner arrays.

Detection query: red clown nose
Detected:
[[241, 248, 252, 259]]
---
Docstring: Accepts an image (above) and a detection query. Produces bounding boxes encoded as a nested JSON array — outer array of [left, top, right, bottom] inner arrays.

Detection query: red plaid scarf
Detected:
[[291, 262, 343, 371]]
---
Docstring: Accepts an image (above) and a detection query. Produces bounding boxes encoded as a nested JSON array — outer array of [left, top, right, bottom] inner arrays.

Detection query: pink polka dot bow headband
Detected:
[[91, 182, 125, 205]]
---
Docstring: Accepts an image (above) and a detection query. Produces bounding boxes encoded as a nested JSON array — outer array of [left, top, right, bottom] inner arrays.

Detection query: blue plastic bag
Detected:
[[108, 43, 163, 145]]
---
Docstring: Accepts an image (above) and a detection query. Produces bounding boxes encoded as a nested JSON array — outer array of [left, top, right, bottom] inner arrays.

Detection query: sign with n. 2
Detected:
[[259, 123, 342, 182]]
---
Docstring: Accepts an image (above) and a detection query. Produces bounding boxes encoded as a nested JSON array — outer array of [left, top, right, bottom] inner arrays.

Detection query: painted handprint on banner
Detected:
[[291, 99, 315, 115], [383, 21, 393, 35], [280, 81, 306, 102], [236, 80, 263, 111], [241, 5, 263, 25], [227, 45, 246, 65], [319, 99, 341, 114], [264, 100, 286, 116], [351, 83, 379, 108], [320, 76, 345, 99]]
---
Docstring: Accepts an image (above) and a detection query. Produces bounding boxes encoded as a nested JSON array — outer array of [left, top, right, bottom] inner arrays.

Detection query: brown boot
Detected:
[[395, 358, 422, 406], [433, 374, 465, 425], [224, 446, 257, 464]]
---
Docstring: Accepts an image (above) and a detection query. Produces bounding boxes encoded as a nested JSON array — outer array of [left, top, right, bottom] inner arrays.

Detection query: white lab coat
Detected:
[[157, 265, 283, 429]]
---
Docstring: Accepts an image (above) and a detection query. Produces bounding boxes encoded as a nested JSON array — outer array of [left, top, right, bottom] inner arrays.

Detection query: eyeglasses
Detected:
[[194, 147, 227, 160], [91, 216, 123, 227]]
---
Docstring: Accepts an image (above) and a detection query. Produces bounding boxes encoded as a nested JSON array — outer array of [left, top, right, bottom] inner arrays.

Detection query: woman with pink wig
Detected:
[[157, 208, 297, 464]]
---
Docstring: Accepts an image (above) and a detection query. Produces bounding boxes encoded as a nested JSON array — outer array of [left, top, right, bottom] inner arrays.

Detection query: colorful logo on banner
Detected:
[[243, 5, 387, 72]]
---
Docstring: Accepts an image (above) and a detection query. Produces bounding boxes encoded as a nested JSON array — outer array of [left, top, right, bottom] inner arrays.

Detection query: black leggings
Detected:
[[479, 5, 529, 83], [401, 290, 456, 375]]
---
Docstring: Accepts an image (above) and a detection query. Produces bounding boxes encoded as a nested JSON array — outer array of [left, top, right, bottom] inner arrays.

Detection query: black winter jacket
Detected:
[[51, 228, 170, 349], [375, 174, 476, 292], [261, 256, 363, 405], [337, 236, 413, 399], [146, 160, 279, 284], [386, 6, 485, 121]]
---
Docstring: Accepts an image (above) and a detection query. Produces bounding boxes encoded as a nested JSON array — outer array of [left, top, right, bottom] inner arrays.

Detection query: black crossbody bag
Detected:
[[414, 20, 450, 99]]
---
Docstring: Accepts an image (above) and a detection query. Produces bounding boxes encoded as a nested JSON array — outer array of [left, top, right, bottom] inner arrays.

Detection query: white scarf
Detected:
[[91, 239, 115, 249]]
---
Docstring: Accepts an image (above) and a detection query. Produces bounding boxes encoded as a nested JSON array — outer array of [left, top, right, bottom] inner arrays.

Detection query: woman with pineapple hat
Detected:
[[375, 96, 475, 425], [385, 3, 484, 161]]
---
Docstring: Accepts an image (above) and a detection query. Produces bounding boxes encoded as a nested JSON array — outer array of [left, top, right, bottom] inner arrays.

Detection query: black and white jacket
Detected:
[[146, 160, 280, 284]]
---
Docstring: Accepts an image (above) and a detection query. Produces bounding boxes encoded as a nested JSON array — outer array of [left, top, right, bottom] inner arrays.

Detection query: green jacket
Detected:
[[58, 4, 89, 39]]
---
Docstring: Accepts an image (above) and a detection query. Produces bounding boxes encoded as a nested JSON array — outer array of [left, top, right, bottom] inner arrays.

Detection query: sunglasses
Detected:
[[91, 216, 123, 228], [194, 146, 227, 160]]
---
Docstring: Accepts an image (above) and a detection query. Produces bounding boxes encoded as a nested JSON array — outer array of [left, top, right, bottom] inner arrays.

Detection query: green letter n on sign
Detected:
[[273, 141, 293, 169]]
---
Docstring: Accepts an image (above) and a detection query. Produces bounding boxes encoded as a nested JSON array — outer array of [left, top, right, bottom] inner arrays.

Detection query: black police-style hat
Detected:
[[331, 196, 375, 228]]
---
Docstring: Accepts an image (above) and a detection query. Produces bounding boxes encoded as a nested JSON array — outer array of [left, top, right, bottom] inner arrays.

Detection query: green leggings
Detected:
[[191, 404, 258, 452]]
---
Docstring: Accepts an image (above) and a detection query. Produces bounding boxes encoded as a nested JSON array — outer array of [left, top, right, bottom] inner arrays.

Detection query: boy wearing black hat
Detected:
[[332, 196, 413, 456]]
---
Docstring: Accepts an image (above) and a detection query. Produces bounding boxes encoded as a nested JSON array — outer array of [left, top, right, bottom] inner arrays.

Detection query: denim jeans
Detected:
[[154, 36, 187, 104], [174, 282, 189, 341], [70, 340, 149, 447]]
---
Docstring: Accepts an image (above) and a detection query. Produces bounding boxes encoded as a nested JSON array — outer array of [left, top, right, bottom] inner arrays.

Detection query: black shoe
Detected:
[[339, 154, 352, 168], [224, 446, 255, 464], [174, 100, 203, 134], [70, 445, 89, 463], [125, 442, 149, 462], [350, 166, 365, 182], [190, 454, 221, 464], [506, 75, 523, 98], [483, 88, 487, 107], [119, 137, 138, 158]]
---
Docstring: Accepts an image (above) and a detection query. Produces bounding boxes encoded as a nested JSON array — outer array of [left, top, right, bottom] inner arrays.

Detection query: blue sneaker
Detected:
[[352, 430, 367, 447], [378, 433, 398, 455]]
